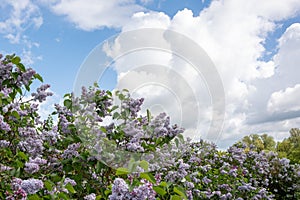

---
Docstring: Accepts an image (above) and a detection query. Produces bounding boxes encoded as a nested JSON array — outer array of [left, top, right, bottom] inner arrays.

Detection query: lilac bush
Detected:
[[0, 53, 299, 199]]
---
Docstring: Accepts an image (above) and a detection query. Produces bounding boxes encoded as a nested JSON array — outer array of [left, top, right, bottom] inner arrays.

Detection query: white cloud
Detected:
[[267, 84, 300, 113], [0, 0, 43, 44], [273, 23, 300, 85], [0, 0, 43, 66], [49, 0, 145, 30], [122, 11, 170, 31], [139, 0, 154, 5], [99, 0, 300, 147]]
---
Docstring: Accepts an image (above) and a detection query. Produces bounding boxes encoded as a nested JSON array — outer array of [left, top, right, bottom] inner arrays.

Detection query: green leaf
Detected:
[[111, 105, 119, 111], [116, 167, 129, 175], [25, 85, 31, 91], [16, 87, 22, 95], [96, 195, 103, 200], [153, 186, 167, 196], [33, 73, 43, 82], [12, 56, 21, 64], [64, 99, 72, 108], [65, 183, 76, 194], [170, 195, 182, 200], [17, 151, 28, 160], [113, 112, 120, 120], [106, 90, 112, 96], [11, 110, 20, 120], [139, 160, 149, 171], [28, 194, 40, 200], [119, 93, 126, 101], [174, 186, 187, 199], [50, 173, 62, 183], [159, 181, 168, 187], [140, 172, 156, 184], [58, 192, 69, 200], [175, 138, 179, 147], [147, 109, 151, 122], [44, 180, 53, 191], [17, 63, 26, 72]]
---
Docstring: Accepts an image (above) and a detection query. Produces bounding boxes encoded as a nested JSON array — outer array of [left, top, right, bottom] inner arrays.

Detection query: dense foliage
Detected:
[[0, 54, 299, 199], [236, 131, 300, 164]]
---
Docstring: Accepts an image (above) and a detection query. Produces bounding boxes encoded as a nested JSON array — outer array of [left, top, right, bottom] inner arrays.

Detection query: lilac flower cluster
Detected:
[[84, 193, 96, 200], [18, 127, 44, 157], [122, 97, 144, 118], [80, 86, 113, 118], [18, 68, 36, 86], [6, 178, 27, 200], [62, 143, 81, 159], [0, 54, 34, 89], [24, 157, 47, 174], [42, 127, 60, 145], [31, 84, 53, 103], [20, 178, 44, 194], [8, 178, 43, 197], [0, 55, 13, 87], [0, 115, 11, 132], [0, 139, 10, 148], [148, 112, 184, 138], [64, 177, 77, 186], [109, 178, 156, 200]]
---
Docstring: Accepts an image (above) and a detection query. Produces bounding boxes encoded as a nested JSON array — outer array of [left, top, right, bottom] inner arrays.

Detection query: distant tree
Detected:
[[277, 128, 300, 164], [238, 133, 276, 152]]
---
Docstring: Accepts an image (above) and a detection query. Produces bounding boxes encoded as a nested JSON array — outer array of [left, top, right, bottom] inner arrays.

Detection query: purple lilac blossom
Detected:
[[20, 178, 44, 194]]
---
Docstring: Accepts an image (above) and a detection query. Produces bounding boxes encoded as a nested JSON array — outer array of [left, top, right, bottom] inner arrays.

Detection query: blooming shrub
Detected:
[[0, 54, 299, 199]]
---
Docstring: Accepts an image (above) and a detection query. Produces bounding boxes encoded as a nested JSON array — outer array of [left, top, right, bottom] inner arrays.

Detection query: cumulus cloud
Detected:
[[98, 0, 300, 148], [47, 0, 145, 30], [0, 0, 43, 44], [0, 0, 43, 65], [268, 84, 300, 113]]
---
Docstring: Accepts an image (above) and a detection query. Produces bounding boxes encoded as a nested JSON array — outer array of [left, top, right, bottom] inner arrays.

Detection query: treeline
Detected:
[[236, 128, 300, 164]]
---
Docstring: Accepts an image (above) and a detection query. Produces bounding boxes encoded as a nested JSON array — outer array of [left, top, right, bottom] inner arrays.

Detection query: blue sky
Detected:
[[1, 0, 300, 148]]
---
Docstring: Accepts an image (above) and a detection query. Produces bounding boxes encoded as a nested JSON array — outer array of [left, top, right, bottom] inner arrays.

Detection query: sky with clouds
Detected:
[[1, 0, 300, 149]]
